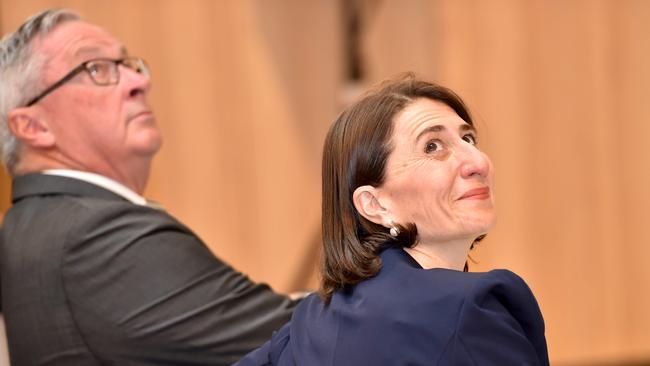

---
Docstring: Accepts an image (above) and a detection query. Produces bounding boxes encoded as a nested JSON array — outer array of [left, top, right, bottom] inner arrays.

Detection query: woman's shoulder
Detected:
[[374, 247, 536, 305], [399, 268, 548, 365], [455, 270, 549, 364], [288, 269, 547, 365], [462, 269, 537, 303], [366, 249, 545, 333], [412, 268, 542, 321], [450, 269, 542, 318]]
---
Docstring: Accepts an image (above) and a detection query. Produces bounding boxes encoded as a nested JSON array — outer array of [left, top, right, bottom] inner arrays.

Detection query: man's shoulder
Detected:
[[6, 177, 188, 266], [13, 173, 117, 201], [10, 173, 171, 226], [9, 186, 156, 230]]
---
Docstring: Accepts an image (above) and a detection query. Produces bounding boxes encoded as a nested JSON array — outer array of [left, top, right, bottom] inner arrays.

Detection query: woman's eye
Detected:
[[425, 140, 443, 154], [462, 134, 477, 145]]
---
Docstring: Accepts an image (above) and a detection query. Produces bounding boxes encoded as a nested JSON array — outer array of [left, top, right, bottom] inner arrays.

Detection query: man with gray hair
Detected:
[[0, 8, 294, 365]]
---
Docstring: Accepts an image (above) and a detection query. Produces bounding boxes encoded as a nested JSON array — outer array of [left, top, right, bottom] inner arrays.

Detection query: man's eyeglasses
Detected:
[[25, 57, 150, 107]]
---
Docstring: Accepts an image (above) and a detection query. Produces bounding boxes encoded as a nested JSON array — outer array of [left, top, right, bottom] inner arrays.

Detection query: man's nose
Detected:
[[120, 65, 151, 98]]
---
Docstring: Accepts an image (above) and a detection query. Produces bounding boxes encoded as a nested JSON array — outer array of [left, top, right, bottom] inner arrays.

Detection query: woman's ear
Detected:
[[352, 185, 391, 227], [7, 108, 55, 148]]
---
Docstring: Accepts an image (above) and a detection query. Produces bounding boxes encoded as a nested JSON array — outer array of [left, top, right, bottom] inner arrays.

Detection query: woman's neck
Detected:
[[403, 238, 473, 270]]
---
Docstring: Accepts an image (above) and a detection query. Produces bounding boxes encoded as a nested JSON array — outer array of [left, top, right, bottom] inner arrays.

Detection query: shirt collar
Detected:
[[41, 169, 148, 206]]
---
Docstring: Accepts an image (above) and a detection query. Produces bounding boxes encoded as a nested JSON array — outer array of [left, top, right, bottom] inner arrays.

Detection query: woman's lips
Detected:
[[459, 187, 490, 200]]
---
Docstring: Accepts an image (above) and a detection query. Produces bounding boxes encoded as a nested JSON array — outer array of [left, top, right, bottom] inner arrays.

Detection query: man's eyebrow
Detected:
[[74, 46, 102, 57]]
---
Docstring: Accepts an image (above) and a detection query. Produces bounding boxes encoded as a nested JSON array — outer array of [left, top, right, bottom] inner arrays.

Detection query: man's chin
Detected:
[[132, 130, 163, 157]]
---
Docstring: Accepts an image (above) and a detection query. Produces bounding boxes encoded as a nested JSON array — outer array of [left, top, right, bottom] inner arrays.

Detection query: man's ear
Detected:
[[7, 108, 55, 148], [352, 185, 392, 227]]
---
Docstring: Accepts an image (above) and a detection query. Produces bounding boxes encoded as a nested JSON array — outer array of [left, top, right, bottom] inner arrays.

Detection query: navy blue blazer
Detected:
[[236, 245, 549, 366]]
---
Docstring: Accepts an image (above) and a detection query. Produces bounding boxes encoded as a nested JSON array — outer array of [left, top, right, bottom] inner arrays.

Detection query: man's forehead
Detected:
[[75, 45, 129, 58], [34, 20, 125, 62]]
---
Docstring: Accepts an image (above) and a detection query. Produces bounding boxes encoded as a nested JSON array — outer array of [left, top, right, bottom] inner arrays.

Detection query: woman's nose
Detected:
[[458, 144, 490, 179]]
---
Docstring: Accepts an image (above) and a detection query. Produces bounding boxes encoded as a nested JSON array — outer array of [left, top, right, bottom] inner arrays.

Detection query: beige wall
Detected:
[[1, 1, 649, 365]]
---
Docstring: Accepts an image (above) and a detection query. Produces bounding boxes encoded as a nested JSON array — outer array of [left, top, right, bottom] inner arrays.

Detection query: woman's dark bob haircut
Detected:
[[320, 74, 479, 302]]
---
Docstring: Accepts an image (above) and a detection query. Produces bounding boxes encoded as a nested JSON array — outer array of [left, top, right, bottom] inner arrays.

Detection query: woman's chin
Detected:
[[460, 212, 497, 238]]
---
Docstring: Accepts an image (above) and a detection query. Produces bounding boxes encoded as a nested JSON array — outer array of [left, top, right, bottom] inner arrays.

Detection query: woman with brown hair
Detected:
[[236, 75, 549, 365]]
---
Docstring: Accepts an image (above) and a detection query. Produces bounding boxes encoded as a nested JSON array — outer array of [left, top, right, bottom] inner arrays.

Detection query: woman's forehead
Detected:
[[393, 98, 469, 138]]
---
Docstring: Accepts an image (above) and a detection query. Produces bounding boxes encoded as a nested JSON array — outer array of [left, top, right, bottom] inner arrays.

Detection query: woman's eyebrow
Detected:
[[460, 124, 476, 134], [415, 125, 444, 142]]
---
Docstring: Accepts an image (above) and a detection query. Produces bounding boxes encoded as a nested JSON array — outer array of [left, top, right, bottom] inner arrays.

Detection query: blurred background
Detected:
[[1, 0, 649, 365]]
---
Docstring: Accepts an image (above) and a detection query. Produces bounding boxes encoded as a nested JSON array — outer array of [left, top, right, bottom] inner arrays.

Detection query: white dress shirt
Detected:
[[42, 169, 148, 206]]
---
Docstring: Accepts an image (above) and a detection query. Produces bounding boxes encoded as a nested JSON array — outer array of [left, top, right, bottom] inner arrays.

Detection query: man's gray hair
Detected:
[[0, 8, 81, 173]]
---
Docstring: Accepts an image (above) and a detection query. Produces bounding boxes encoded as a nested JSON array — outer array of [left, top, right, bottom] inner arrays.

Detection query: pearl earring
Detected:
[[388, 220, 399, 237]]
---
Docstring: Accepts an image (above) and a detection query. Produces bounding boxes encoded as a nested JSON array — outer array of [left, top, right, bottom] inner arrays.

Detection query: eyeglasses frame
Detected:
[[25, 57, 149, 107]]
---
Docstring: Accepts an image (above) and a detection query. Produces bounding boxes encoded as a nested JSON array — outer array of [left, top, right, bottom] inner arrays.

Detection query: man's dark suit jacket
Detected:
[[0, 173, 295, 365], [236, 245, 550, 366]]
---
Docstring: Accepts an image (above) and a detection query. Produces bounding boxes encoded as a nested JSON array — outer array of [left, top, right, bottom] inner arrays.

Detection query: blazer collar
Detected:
[[12, 173, 129, 204], [380, 245, 424, 270]]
